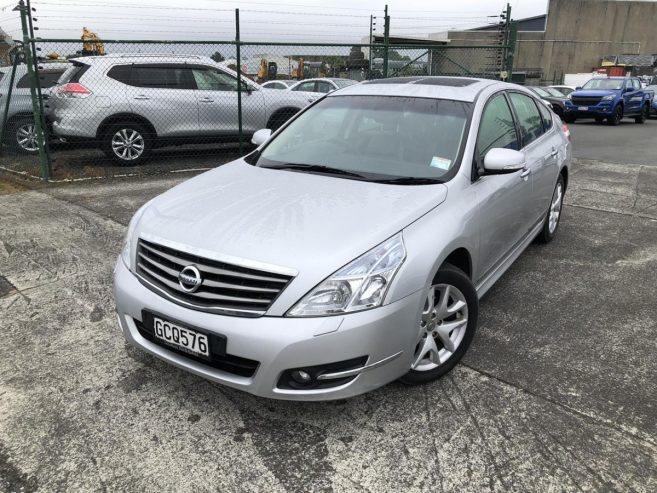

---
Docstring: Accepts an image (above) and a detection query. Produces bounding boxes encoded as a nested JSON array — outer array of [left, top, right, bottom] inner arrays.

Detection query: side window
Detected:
[[633, 79, 641, 90], [537, 100, 553, 132], [476, 93, 519, 158], [192, 69, 239, 91], [509, 92, 545, 147], [16, 70, 66, 89], [131, 66, 192, 89], [316, 81, 333, 93], [293, 81, 315, 92], [107, 65, 131, 84]]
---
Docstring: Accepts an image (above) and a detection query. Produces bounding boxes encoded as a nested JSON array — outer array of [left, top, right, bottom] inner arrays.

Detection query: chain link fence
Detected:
[[0, 7, 516, 182]]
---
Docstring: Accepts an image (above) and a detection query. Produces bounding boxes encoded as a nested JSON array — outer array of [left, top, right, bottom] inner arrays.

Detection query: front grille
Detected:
[[571, 96, 603, 106], [135, 319, 259, 377], [136, 238, 294, 316]]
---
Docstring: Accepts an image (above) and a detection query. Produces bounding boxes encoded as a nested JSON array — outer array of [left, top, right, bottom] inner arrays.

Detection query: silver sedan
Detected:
[[113, 76, 571, 400]]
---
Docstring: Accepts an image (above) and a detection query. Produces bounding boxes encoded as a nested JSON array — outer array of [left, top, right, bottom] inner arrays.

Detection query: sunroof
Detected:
[[363, 76, 426, 85], [413, 78, 478, 87]]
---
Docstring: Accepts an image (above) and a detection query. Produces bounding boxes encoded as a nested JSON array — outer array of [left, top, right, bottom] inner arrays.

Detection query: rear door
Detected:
[[125, 64, 199, 137], [191, 66, 266, 136], [508, 91, 554, 227]]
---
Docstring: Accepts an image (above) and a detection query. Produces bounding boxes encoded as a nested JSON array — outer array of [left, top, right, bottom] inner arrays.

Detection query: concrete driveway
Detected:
[[1, 159, 656, 492]]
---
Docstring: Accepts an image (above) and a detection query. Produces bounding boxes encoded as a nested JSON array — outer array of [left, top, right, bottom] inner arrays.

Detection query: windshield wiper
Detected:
[[373, 177, 443, 185], [260, 163, 368, 179]]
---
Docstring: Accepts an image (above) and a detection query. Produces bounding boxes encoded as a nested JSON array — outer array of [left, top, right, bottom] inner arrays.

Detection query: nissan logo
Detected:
[[178, 265, 202, 293]]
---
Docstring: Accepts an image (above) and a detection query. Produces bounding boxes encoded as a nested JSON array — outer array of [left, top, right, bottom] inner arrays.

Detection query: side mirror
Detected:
[[251, 128, 272, 146], [575, 86, 582, 90], [483, 148, 525, 174]]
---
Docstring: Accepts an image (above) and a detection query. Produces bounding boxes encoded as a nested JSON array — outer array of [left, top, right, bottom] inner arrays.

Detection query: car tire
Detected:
[[607, 105, 623, 126], [399, 263, 478, 385], [635, 104, 649, 124], [102, 122, 151, 166], [267, 108, 299, 132], [536, 174, 565, 244], [9, 116, 40, 155]]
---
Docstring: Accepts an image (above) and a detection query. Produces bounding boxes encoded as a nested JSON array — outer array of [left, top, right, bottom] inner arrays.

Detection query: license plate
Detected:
[[153, 316, 209, 357], [578, 106, 588, 111]]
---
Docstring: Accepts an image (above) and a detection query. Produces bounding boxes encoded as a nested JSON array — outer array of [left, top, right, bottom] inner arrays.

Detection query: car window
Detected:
[[537, 100, 553, 132], [293, 81, 315, 92], [334, 79, 357, 88], [545, 87, 565, 97], [131, 66, 192, 89], [316, 81, 334, 93], [16, 70, 66, 89], [531, 87, 550, 98], [476, 93, 519, 158], [632, 79, 641, 90], [266, 82, 284, 89], [258, 95, 471, 181], [192, 69, 239, 91], [509, 92, 545, 147], [107, 65, 131, 84], [58, 63, 90, 84]]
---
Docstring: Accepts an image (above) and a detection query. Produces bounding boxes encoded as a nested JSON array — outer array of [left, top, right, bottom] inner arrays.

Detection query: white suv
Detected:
[[49, 54, 320, 165]]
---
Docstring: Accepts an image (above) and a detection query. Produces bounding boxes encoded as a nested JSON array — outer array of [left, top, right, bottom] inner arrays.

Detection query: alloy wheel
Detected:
[[411, 284, 469, 372], [548, 182, 563, 234], [111, 128, 145, 161], [16, 123, 38, 152]]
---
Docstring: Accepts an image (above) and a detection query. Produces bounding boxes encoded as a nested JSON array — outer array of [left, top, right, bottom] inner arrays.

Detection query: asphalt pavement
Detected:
[[0, 158, 656, 492], [570, 116, 657, 166]]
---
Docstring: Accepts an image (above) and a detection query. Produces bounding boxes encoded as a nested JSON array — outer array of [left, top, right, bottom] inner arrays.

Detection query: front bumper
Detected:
[[113, 258, 423, 400], [564, 100, 615, 118]]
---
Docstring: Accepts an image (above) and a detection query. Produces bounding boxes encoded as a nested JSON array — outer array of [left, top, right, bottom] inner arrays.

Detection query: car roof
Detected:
[[71, 53, 213, 65], [328, 76, 504, 103]]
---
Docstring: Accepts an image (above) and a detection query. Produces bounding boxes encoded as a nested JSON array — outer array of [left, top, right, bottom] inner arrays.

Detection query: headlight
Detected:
[[287, 233, 406, 317], [120, 201, 151, 271], [601, 95, 615, 101]]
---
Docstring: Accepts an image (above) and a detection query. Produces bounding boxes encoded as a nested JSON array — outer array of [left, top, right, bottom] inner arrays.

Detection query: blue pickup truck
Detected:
[[563, 76, 654, 125]]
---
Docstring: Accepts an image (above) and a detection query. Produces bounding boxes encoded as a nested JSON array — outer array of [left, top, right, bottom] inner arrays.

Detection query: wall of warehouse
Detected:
[[443, 0, 657, 82]]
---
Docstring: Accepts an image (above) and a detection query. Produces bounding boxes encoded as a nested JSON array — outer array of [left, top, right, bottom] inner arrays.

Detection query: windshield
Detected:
[[531, 87, 550, 97], [334, 79, 357, 88], [545, 87, 565, 97], [256, 95, 471, 182], [582, 79, 624, 90], [646, 85, 657, 92]]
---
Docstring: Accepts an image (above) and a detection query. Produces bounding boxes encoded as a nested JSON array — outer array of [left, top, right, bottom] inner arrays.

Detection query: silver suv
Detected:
[[0, 62, 69, 154], [49, 54, 320, 165]]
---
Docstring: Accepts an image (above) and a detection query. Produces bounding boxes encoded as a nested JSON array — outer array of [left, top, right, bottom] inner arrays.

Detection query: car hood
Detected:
[[136, 160, 447, 279], [572, 90, 617, 98]]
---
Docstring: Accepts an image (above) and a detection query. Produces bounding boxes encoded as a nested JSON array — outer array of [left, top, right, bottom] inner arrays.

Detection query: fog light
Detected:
[[291, 370, 312, 384]]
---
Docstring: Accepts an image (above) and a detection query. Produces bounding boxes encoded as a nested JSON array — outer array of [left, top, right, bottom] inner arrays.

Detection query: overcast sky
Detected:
[[0, 0, 549, 43]]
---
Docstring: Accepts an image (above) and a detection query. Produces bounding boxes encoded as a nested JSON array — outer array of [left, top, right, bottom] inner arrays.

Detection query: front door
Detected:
[[473, 92, 535, 281], [192, 67, 266, 136]]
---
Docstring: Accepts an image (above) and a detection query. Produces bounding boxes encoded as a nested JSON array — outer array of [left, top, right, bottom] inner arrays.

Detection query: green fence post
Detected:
[[505, 21, 518, 80], [18, 0, 49, 180], [235, 8, 243, 156], [382, 5, 390, 78], [0, 46, 21, 156]]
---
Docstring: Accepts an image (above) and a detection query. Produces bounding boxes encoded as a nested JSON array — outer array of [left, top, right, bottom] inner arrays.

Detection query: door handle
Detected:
[[133, 95, 150, 100], [550, 149, 558, 157], [520, 168, 531, 180], [199, 98, 214, 103]]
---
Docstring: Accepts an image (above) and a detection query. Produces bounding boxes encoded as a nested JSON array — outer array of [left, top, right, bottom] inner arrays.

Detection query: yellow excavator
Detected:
[[81, 27, 105, 56]]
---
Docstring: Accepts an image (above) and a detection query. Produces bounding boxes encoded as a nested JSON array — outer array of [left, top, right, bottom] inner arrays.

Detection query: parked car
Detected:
[[0, 62, 70, 154], [647, 85, 657, 117], [113, 76, 571, 400], [527, 86, 567, 117], [261, 80, 295, 90], [289, 77, 358, 94], [48, 54, 321, 165], [548, 85, 576, 96], [564, 76, 654, 125]]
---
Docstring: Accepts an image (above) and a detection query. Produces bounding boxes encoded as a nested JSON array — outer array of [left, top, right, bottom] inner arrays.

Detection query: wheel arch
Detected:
[[440, 248, 473, 280], [266, 106, 301, 129], [559, 166, 569, 191], [96, 113, 157, 141]]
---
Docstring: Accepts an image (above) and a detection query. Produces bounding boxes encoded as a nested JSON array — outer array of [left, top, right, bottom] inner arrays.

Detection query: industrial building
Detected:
[[434, 0, 657, 84]]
